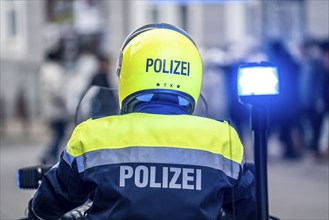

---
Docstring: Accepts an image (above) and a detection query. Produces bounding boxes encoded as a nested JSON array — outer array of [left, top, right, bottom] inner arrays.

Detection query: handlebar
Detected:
[[17, 165, 91, 220], [17, 165, 53, 189]]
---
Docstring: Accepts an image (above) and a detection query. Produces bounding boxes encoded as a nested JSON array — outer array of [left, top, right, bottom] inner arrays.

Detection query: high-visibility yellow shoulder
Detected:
[[66, 114, 244, 164], [184, 116, 244, 163], [66, 120, 88, 157]]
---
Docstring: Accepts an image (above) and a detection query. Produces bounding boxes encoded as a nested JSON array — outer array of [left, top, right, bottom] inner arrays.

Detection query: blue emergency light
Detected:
[[237, 62, 280, 220], [238, 62, 279, 105]]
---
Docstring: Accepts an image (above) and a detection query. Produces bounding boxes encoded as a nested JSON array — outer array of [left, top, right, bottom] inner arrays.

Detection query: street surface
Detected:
[[1, 133, 328, 220]]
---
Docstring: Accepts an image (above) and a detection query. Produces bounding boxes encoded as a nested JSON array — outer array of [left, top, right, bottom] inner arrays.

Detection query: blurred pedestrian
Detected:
[[14, 89, 30, 136], [88, 54, 119, 118], [39, 46, 69, 165], [319, 41, 329, 158], [200, 47, 230, 120], [300, 41, 328, 160], [267, 41, 302, 159], [65, 42, 98, 119]]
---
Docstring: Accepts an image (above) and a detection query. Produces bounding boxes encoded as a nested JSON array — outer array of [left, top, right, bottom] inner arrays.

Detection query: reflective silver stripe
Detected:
[[63, 149, 75, 166], [75, 147, 241, 179], [51, 162, 60, 169]]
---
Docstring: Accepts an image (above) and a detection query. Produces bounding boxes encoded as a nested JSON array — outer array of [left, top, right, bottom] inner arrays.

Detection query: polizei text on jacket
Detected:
[[119, 165, 202, 190]]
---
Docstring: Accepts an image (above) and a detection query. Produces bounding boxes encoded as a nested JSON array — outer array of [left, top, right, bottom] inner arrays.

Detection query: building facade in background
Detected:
[[0, 0, 328, 127]]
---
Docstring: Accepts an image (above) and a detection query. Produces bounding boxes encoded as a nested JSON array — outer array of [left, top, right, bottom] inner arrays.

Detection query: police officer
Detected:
[[29, 23, 256, 220]]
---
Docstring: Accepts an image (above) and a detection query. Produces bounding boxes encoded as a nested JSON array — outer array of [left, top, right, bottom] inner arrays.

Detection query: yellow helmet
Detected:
[[117, 23, 203, 114]]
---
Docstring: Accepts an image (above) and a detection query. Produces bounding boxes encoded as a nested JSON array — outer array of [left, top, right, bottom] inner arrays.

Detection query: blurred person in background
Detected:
[[267, 41, 303, 160], [65, 41, 98, 120], [320, 41, 329, 158], [39, 45, 69, 165], [88, 54, 119, 118], [299, 40, 328, 160], [14, 89, 30, 136], [200, 47, 231, 120]]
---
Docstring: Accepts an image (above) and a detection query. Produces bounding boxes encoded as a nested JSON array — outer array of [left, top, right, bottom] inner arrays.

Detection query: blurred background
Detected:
[[0, 0, 328, 219]]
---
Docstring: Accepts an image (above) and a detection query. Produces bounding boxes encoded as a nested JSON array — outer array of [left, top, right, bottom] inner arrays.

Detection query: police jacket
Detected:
[[31, 108, 256, 220]]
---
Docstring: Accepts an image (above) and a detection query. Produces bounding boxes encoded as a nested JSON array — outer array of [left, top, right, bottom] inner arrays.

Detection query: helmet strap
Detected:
[[121, 92, 194, 115], [133, 102, 188, 115]]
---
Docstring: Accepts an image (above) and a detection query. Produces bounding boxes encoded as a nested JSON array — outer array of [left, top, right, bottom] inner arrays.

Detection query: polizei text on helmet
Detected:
[[146, 58, 190, 76]]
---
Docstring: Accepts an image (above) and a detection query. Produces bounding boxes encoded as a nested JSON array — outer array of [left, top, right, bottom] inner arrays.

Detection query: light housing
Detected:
[[238, 62, 280, 106]]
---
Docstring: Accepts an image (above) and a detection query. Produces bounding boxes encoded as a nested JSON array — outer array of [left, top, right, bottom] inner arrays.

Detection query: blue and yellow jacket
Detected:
[[31, 112, 255, 220]]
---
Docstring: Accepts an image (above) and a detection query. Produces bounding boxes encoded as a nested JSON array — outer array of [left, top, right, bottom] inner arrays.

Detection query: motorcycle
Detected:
[[17, 86, 279, 220]]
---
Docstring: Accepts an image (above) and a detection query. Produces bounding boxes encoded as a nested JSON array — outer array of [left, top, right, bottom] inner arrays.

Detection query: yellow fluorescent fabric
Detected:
[[118, 29, 203, 107], [67, 113, 243, 164]]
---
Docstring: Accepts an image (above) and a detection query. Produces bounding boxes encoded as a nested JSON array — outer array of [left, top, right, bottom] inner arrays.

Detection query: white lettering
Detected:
[[162, 167, 168, 188], [135, 165, 149, 187], [182, 168, 194, 190], [150, 166, 161, 188], [169, 167, 181, 189], [196, 169, 202, 190], [119, 165, 202, 190], [119, 166, 133, 187]]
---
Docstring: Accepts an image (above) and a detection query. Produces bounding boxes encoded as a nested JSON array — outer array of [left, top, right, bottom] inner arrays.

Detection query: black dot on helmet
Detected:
[[156, 83, 160, 86], [177, 85, 180, 88]]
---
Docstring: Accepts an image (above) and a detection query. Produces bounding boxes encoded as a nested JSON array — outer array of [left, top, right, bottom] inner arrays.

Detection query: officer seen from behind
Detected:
[[29, 23, 256, 220]]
